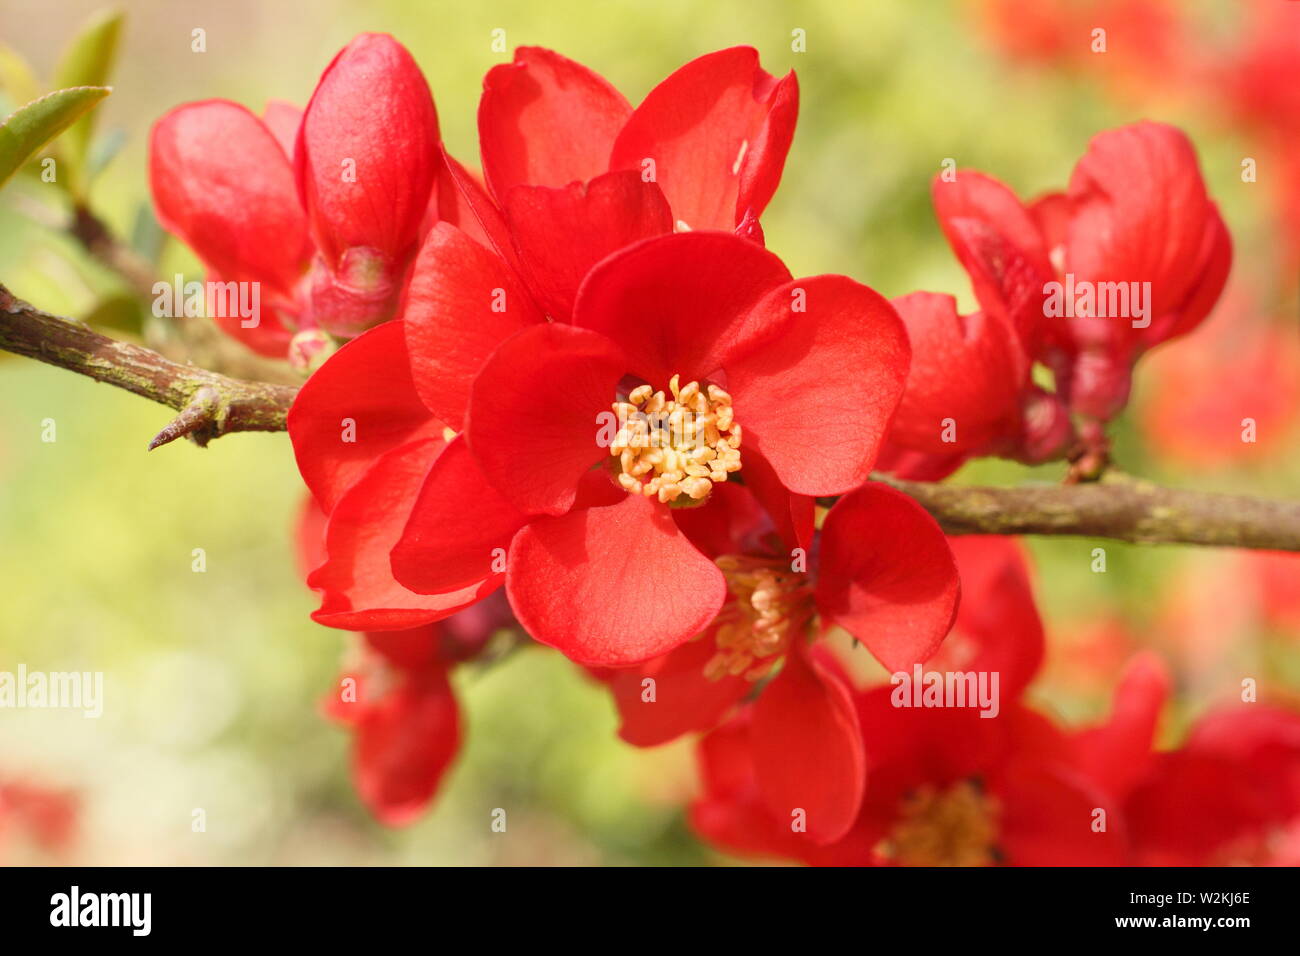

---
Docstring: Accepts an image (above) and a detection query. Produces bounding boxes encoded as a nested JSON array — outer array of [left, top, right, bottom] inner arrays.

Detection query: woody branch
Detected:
[[0, 281, 295, 449], [2, 283, 1298, 550]]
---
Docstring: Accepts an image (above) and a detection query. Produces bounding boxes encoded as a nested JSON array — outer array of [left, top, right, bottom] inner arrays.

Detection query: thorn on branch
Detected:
[[148, 386, 222, 450]]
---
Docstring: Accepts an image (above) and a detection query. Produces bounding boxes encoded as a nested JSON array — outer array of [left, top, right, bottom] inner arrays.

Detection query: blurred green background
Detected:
[[1, 0, 1296, 864]]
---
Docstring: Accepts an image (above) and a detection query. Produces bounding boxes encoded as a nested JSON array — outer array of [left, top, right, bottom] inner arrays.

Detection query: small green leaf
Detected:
[[0, 86, 111, 190], [86, 124, 126, 179], [82, 292, 144, 336], [130, 201, 166, 264], [53, 7, 124, 194]]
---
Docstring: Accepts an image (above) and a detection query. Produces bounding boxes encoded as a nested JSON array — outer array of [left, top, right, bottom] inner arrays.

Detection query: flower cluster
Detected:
[[148, 31, 1299, 863]]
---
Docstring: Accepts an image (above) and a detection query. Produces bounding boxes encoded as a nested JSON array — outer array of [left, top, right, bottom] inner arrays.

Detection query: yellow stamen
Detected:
[[610, 375, 742, 503], [875, 780, 1000, 867], [703, 555, 813, 681]]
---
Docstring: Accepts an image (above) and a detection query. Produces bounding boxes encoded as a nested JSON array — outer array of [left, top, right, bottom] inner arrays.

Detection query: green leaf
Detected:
[[82, 292, 144, 336], [86, 123, 126, 179], [0, 86, 111, 190], [130, 201, 166, 264], [53, 7, 123, 194]]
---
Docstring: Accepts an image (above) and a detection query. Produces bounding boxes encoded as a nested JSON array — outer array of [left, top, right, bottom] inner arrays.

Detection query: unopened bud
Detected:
[[1069, 349, 1133, 422], [1014, 386, 1075, 464], [308, 247, 399, 336], [289, 328, 338, 372]]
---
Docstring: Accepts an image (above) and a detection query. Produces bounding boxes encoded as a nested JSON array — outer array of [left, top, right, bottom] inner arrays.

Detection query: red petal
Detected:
[[726, 275, 909, 495], [932, 170, 1053, 358], [261, 99, 302, 160], [353, 665, 460, 826], [1184, 703, 1300, 823], [815, 483, 960, 671], [992, 759, 1129, 866], [887, 291, 1025, 455], [466, 323, 626, 516], [296, 33, 439, 265], [873, 440, 968, 481], [1072, 652, 1169, 801], [309, 437, 489, 630], [1065, 121, 1229, 353], [607, 634, 750, 746], [1148, 206, 1231, 348], [288, 320, 442, 511], [854, 685, 1007, 781], [752, 648, 865, 844], [926, 536, 1045, 702], [296, 492, 328, 580], [433, 147, 539, 294], [506, 492, 726, 666], [610, 47, 798, 230], [689, 713, 822, 861], [734, 445, 814, 555], [206, 292, 298, 358], [672, 480, 779, 559], [401, 222, 543, 430], [149, 100, 310, 297], [1123, 751, 1268, 865], [503, 170, 673, 320], [572, 231, 790, 387], [479, 47, 631, 200], [364, 626, 440, 671], [390, 436, 529, 595]]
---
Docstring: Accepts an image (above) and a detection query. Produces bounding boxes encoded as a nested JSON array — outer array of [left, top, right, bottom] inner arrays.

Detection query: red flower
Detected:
[[1035, 121, 1231, 421], [885, 171, 1070, 468], [381, 231, 916, 668], [1217, 1, 1300, 280], [300, 437, 517, 827], [0, 781, 78, 860], [1250, 551, 1300, 636], [149, 33, 442, 356], [974, 0, 1189, 101], [690, 538, 1119, 865], [462, 46, 797, 320], [322, 628, 463, 826], [1073, 654, 1300, 865], [592, 479, 959, 842], [1138, 298, 1300, 468], [597, 482, 960, 740], [882, 121, 1230, 477]]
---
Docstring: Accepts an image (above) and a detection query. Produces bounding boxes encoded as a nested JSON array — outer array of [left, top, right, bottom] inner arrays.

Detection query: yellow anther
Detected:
[[875, 781, 1000, 867], [702, 555, 814, 682], [610, 375, 741, 503]]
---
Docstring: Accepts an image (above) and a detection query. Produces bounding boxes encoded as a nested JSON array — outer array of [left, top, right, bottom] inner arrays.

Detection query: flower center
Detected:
[[704, 555, 814, 681], [609, 374, 742, 503], [876, 780, 1000, 867]]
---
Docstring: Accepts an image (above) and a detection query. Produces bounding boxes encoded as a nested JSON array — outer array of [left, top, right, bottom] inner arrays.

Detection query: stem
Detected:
[[69, 203, 157, 300], [1, 281, 295, 448], [3, 281, 1298, 551], [878, 473, 1300, 552]]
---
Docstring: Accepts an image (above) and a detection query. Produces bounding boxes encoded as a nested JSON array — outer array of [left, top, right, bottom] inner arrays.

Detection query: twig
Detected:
[[878, 474, 1300, 552], [1, 281, 294, 448]]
